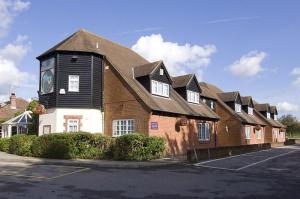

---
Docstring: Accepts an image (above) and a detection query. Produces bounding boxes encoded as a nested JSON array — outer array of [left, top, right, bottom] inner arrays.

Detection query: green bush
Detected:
[[0, 138, 10, 152], [113, 134, 165, 161], [9, 135, 37, 156], [31, 133, 76, 159]]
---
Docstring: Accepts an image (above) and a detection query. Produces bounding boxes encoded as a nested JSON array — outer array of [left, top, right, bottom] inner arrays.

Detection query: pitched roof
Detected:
[[0, 98, 29, 122], [172, 74, 194, 88], [198, 82, 217, 100], [199, 82, 266, 126], [38, 29, 219, 120], [254, 103, 270, 112], [218, 92, 239, 102], [134, 61, 162, 78], [270, 106, 278, 114], [241, 96, 252, 106]]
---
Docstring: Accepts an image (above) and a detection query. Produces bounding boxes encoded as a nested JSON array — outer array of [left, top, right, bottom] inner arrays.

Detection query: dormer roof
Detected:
[[218, 92, 240, 103], [254, 103, 270, 112], [241, 96, 254, 107], [172, 74, 201, 91]]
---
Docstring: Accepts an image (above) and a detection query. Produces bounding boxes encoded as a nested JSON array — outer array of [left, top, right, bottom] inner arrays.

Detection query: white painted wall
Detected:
[[39, 108, 104, 136]]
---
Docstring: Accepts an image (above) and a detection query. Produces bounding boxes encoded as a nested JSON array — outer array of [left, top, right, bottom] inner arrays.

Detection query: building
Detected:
[[0, 93, 29, 138], [37, 29, 219, 156], [254, 104, 286, 143], [199, 82, 271, 147]]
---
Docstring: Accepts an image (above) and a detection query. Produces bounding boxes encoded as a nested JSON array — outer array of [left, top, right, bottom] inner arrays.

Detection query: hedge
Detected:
[[0, 132, 165, 161]]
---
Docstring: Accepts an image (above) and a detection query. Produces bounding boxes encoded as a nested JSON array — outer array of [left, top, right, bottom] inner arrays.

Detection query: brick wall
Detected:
[[149, 114, 217, 157], [103, 62, 150, 136], [240, 125, 266, 145], [215, 102, 243, 147]]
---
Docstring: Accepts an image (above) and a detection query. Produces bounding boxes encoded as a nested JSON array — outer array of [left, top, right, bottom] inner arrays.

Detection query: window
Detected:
[[198, 123, 210, 141], [68, 119, 79, 132], [159, 68, 164, 76], [202, 98, 206, 103], [248, 107, 253, 115], [113, 119, 135, 137], [235, 103, 242, 113], [68, 75, 79, 92], [41, 57, 55, 94], [256, 129, 262, 139], [273, 129, 279, 138], [245, 126, 251, 139], [267, 112, 271, 119], [210, 101, 214, 109], [274, 114, 278, 120], [187, 90, 199, 104], [43, 125, 51, 135], [151, 80, 169, 97]]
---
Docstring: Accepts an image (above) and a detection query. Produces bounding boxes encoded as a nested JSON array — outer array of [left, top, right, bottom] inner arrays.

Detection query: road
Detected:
[[0, 145, 300, 199]]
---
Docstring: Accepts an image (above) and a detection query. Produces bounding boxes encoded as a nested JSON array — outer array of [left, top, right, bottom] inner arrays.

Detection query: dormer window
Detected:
[[159, 68, 164, 76], [235, 103, 241, 113], [187, 90, 199, 104], [248, 107, 253, 115], [151, 80, 169, 97], [210, 101, 214, 109], [267, 112, 271, 119], [274, 114, 278, 120]]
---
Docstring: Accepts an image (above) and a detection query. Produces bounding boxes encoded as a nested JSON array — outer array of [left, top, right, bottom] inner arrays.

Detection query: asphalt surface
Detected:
[[0, 145, 300, 199]]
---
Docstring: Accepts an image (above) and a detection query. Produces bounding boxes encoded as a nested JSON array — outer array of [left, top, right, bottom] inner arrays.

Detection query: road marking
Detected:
[[47, 167, 90, 180], [194, 164, 237, 171], [194, 149, 272, 166], [235, 150, 297, 171]]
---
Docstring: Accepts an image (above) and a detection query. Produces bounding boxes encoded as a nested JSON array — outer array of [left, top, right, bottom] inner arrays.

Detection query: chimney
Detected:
[[10, 93, 16, 109]]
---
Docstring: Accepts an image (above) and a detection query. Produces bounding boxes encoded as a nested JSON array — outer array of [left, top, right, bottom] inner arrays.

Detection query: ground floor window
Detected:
[[273, 129, 279, 139], [68, 119, 79, 132], [43, 125, 51, 134], [198, 122, 210, 141], [112, 119, 135, 137], [256, 129, 262, 139], [245, 126, 251, 139]]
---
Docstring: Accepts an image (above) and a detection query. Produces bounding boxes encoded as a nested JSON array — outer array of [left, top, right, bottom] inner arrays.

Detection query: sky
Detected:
[[0, 0, 300, 118]]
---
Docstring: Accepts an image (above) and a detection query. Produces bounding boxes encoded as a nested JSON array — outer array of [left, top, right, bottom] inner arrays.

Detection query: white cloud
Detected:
[[131, 34, 216, 79], [0, 35, 31, 101], [291, 67, 300, 89], [0, 0, 30, 37], [277, 102, 299, 113], [229, 51, 267, 77]]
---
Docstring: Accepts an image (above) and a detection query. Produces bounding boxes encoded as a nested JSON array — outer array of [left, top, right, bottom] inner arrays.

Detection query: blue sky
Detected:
[[1, 0, 300, 118]]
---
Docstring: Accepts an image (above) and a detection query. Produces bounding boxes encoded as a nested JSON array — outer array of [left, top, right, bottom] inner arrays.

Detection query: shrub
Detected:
[[9, 135, 37, 156], [31, 133, 76, 159], [113, 134, 165, 161], [0, 138, 10, 152]]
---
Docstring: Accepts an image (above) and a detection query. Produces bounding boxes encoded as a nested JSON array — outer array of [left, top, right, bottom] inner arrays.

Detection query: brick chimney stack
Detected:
[[10, 93, 16, 109]]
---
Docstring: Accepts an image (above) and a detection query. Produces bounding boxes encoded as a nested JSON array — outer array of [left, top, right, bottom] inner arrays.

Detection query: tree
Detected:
[[279, 114, 300, 137], [26, 99, 39, 136]]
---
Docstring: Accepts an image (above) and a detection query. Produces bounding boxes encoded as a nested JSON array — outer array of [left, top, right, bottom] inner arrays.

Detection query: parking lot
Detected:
[[0, 145, 299, 199]]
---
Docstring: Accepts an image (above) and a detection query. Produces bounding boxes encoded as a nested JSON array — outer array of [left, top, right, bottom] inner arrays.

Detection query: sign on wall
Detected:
[[150, 122, 158, 130]]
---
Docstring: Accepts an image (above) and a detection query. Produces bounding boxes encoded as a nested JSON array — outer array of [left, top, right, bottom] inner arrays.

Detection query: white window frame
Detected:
[[198, 123, 210, 141], [267, 112, 271, 119], [67, 119, 79, 132], [235, 103, 242, 113], [112, 119, 135, 137], [159, 68, 164, 76], [273, 129, 279, 138], [68, 75, 79, 92], [248, 107, 253, 115], [256, 129, 262, 139], [274, 114, 278, 120], [151, 80, 169, 97], [210, 101, 214, 109], [187, 90, 199, 104], [245, 126, 251, 140]]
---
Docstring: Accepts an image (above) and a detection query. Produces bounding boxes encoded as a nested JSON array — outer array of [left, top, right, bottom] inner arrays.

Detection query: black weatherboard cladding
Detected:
[[92, 55, 103, 108], [187, 77, 201, 93], [151, 65, 170, 84], [174, 87, 187, 100], [136, 76, 151, 92]]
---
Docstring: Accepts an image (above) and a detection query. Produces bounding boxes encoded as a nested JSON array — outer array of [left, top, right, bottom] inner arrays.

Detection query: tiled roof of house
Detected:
[[241, 96, 252, 106], [172, 74, 194, 88], [217, 92, 239, 102], [199, 82, 267, 126], [254, 103, 285, 128], [254, 103, 270, 112], [38, 29, 219, 120], [133, 61, 162, 78], [198, 82, 218, 100], [0, 98, 29, 122]]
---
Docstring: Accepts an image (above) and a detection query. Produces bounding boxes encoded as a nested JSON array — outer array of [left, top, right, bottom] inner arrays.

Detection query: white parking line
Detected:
[[194, 164, 237, 171], [235, 150, 297, 171]]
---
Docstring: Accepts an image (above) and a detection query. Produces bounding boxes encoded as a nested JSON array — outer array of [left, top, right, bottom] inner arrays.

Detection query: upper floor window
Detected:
[[198, 122, 210, 141], [112, 119, 135, 137], [151, 80, 169, 97], [248, 107, 253, 115], [41, 57, 55, 94], [210, 101, 214, 109], [267, 112, 271, 119], [274, 114, 278, 120], [235, 103, 242, 113], [68, 75, 79, 92], [187, 90, 199, 104], [159, 68, 164, 76]]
